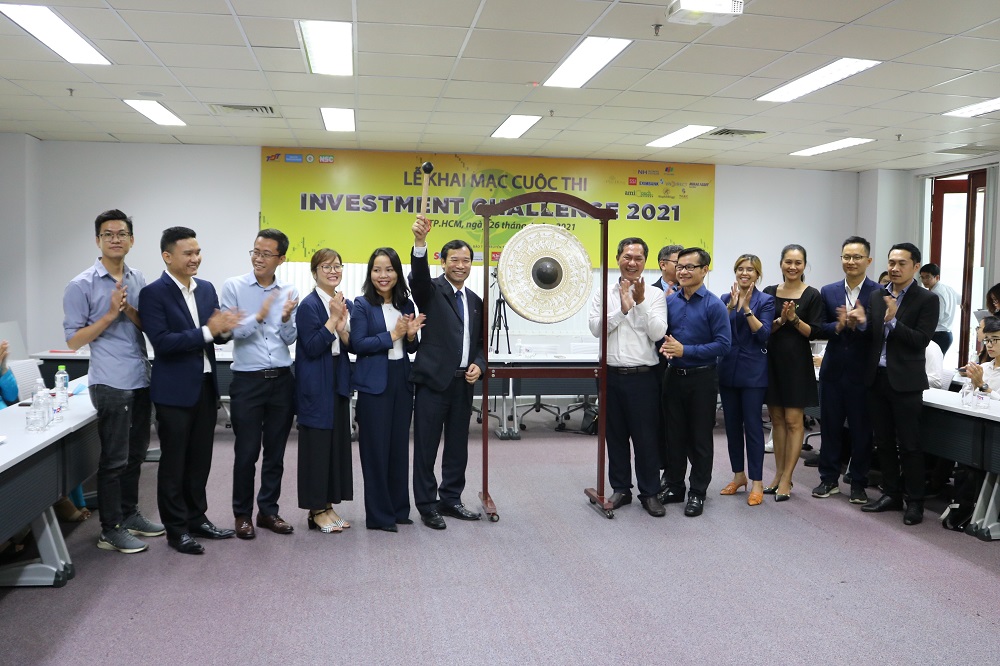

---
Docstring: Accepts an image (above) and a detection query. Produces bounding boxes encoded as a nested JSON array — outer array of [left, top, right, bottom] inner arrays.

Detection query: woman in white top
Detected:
[[964, 315, 1000, 400]]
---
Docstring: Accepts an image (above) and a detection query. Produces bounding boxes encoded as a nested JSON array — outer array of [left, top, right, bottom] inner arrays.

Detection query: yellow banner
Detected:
[[260, 148, 714, 267]]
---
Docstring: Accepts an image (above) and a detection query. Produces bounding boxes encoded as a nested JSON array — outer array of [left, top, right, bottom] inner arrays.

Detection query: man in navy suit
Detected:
[[811, 236, 880, 504], [856, 242, 939, 526], [138, 227, 241, 554], [409, 214, 487, 530]]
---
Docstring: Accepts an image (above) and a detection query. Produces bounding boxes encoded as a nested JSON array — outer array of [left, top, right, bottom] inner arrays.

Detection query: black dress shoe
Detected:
[[189, 521, 236, 540], [367, 524, 398, 532], [608, 491, 632, 509], [903, 502, 924, 526], [396, 517, 414, 525], [168, 533, 204, 555], [860, 494, 903, 513], [659, 472, 669, 493], [640, 496, 666, 517], [439, 503, 481, 521], [684, 496, 704, 517], [657, 488, 685, 504], [420, 511, 446, 530]]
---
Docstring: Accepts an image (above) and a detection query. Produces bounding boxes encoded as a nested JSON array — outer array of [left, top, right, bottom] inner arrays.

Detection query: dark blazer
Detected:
[[294, 290, 352, 430], [138, 272, 224, 408], [718, 288, 774, 388], [350, 295, 419, 395], [863, 280, 939, 392], [408, 249, 486, 392], [817, 277, 880, 383]]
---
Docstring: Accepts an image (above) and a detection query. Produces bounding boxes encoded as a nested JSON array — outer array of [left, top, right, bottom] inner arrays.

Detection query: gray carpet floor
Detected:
[[2, 412, 999, 665]]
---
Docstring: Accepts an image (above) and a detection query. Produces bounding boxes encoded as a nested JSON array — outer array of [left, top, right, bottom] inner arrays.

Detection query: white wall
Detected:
[[0, 133, 36, 350], [0, 136, 919, 349]]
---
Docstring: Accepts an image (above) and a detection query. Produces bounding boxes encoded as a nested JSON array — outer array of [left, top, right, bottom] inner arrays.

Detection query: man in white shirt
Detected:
[[588, 237, 667, 517], [919, 263, 959, 354]]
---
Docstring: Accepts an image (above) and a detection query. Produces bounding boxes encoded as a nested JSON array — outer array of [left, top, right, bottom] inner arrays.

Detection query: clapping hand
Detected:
[[883, 295, 898, 323], [107, 282, 127, 319], [281, 294, 298, 323], [660, 335, 684, 359], [620, 279, 635, 314], [406, 313, 426, 339], [207, 308, 243, 336]]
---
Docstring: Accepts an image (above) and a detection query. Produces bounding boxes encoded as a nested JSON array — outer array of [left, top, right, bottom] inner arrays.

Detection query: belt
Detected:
[[454, 369, 467, 378], [668, 364, 716, 376], [234, 367, 291, 379], [608, 365, 653, 375]]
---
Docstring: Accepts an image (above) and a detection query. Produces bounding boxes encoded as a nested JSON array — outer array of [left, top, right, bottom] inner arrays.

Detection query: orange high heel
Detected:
[[720, 480, 748, 495], [748, 489, 764, 506]]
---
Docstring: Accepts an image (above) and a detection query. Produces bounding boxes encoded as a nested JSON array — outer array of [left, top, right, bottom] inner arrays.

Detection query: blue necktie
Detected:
[[455, 289, 465, 323]]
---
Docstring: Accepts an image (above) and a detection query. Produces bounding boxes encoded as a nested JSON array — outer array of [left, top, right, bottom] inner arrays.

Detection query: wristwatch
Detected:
[[743, 310, 753, 317], [979, 382, 990, 392]]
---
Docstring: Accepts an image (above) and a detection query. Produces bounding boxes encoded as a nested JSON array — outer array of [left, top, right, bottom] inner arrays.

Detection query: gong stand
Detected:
[[474, 191, 616, 522]]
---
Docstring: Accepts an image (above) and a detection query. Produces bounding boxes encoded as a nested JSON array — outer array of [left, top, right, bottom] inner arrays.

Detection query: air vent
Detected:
[[208, 104, 282, 118], [704, 128, 766, 139], [934, 144, 1000, 156]]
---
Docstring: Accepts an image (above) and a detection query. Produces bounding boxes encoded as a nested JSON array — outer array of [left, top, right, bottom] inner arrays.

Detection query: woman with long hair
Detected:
[[763, 245, 823, 501], [294, 249, 353, 533], [719, 254, 774, 506], [351, 248, 425, 532]]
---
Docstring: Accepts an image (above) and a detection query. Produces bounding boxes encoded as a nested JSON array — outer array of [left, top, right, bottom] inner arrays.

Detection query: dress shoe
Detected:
[[640, 496, 666, 517], [747, 489, 764, 506], [762, 483, 779, 495], [420, 510, 446, 530], [396, 517, 414, 525], [168, 533, 204, 555], [235, 515, 255, 540], [439, 503, 481, 521], [720, 480, 747, 495], [307, 511, 341, 534], [256, 513, 294, 534], [903, 502, 924, 526], [189, 521, 235, 540], [367, 524, 398, 532], [608, 491, 632, 509], [657, 488, 685, 504], [861, 494, 903, 513], [684, 496, 704, 517]]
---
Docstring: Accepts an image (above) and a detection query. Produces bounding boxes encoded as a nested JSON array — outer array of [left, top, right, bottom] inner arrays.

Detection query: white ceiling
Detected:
[[2, 0, 1000, 171]]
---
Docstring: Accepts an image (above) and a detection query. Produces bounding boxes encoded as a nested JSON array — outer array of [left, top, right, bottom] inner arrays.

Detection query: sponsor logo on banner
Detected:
[[285, 154, 303, 163], [491, 251, 501, 262], [318, 155, 334, 163], [637, 169, 659, 175], [305, 154, 315, 163], [628, 177, 637, 185], [265, 153, 280, 161]]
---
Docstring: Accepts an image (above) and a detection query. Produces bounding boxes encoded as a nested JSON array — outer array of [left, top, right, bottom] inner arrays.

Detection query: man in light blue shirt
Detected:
[[918, 263, 959, 354], [63, 209, 162, 554], [220, 228, 298, 539]]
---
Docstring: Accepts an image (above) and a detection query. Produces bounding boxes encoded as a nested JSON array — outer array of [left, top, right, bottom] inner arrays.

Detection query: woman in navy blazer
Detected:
[[351, 247, 424, 532], [718, 254, 774, 506], [295, 249, 353, 534]]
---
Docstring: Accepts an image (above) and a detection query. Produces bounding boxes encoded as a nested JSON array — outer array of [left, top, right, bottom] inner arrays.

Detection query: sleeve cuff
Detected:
[[413, 245, 427, 258]]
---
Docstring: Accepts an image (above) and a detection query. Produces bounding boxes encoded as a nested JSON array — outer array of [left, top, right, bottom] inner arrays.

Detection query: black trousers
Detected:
[[605, 370, 661, 498], [90, 385, 151, 531], [663, 368, 718, 499], [229, 370, 295, 518], [155, 375, 218, 541], [932, 331, 953, 355], [412, 375, 474, 514], [818, 376, 872, 488], [868, 369, 925, 502]]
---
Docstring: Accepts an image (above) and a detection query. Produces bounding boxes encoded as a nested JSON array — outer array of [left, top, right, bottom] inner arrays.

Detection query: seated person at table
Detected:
[[964, 316, 1000, 400], [0, 340, 16, 408]]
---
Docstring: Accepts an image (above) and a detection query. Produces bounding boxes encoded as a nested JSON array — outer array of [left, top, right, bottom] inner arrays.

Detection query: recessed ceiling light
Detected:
[[646, 125, 717, 148], [492, 115, 541, 139], [299, 20, 353, 76], [543, 37, 631, 89], [791, 137, 874, 157], [0, 4, 109, 65], [757, 58, 880, 103], [321, 107, 355, 132], [124, 100, 185, 126], [943, 97, 1000, 118]]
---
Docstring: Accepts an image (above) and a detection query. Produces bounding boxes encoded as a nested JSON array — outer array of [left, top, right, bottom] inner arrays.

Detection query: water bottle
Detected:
[[33, 379, 52, 429], [26, 390, 45, 432], [516, 338, 523, 356], [959, 383, 974, 408], [973, 387, 990, 410], [54, 365, 69, 420]]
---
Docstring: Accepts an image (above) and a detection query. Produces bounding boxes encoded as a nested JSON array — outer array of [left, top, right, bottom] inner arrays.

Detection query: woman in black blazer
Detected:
[[351, 248, 424, 532], [295, 249, 353, 534]]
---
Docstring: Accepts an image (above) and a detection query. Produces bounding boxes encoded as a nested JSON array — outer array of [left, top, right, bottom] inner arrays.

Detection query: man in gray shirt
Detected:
[[63, 209, 163, 554]]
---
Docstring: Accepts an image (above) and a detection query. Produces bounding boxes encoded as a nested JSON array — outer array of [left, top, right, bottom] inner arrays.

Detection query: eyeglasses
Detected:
[[841, 254, 866, 262], [99, 231, 131, 241], [985, 337, 1000, 346], [676, 264, 705, 273], [318, 263, 343, 273], [249, 250, 281, 260]]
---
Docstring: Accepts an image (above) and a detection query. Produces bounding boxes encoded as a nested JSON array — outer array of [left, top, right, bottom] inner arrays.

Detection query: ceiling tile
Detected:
[[450, 58, 550, 85], [187, 87, 278, 105], [897, 37, 1000, 70], [239, 17, 299, 49], [463, 30, 576, 63], [359, 77, 444, 97], [845, 62, 971, 91], [78, 64, 177, 85], [118, 11, 246, 46], [229, 0, 351, 21], [55, 7, 135, 41], [172, 67, 269, 90], [108, 0, 231, 13], [252, 47, 307, 73], [265, 72, 354, 94], [357, 24, 469, 57], [146, 43, 257, 69], [92, 39, 161, 66], [748, 0, 893, 23], [799, 25, 944, 61], [925, 71, 1000, 97], [872, 92, 985, 114], [358, 53, 456, 79], [631, 71, 741, 96], [661, 45, 785, 76], [699, 15, 841, 51], [858, 0, 1000, 34], [357, 0, 481, 27]]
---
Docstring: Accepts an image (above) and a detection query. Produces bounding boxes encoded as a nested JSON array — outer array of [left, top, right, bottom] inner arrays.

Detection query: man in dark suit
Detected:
[[652, 244, 684, 294], [138, 227, 241, 553], [409, 214, 487, 530], [811, 236, 880, 504], [856, 242, 938, 526]]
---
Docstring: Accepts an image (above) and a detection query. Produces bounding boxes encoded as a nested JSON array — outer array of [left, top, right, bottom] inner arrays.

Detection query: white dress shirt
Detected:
[[166, 272, 212, 373], [588, 279, 667, 367], [314, 287, 351, 356]]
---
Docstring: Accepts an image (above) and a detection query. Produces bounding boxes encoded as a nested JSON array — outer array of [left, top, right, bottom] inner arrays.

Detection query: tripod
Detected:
[[489, 268, 511, 354]]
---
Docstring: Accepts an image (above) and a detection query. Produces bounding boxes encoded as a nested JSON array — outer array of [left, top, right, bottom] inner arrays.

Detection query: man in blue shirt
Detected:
[[658, 247, 731, 517], [63, 209, 162, 554], [220, 229, 299, 539]]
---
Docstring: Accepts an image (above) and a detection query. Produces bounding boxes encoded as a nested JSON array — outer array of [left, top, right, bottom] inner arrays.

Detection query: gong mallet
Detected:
[[419, 161, 434, 215]]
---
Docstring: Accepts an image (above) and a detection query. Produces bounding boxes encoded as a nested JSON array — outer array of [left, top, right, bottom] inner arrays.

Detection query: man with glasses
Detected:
[[409, 214, 487, 530], [811, 236, 880, 504], [653, 244, 684, 294], [918, 263, 959, 354], [63, 210, 162, 554], [220, 229, 299, 539], [589, 238, 667, 517], [855, 243, 938, 526], [658, 248, 730, 517]]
